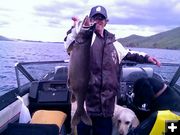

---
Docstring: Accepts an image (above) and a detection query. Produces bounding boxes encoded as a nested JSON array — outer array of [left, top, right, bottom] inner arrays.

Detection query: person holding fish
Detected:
[[64, 5, 160, 135]]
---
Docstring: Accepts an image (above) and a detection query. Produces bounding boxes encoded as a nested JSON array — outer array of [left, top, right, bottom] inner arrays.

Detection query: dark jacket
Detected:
[[64, 27, 150, 117], [85, 30, 150, 117], [86, 30, 119, 117]]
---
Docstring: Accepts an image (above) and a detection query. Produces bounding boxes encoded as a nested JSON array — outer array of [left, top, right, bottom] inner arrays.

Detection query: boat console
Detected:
[[29, 87, 71, 134], [28, 66, 71, 134], [117, 67, 153, 106]]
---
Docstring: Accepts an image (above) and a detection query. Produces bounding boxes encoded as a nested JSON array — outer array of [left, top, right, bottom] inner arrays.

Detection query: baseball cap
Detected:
[[89, 5, 107, 19]]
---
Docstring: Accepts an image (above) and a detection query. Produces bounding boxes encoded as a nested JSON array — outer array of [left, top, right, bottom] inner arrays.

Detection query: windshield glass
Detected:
[[0, 61, 179, 97], [15, 61, 69, 89], [123, 63, 180, 83]]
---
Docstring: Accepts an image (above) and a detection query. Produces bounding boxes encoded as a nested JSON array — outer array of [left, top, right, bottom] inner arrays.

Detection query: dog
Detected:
[[133, 77, 180, 121], [112, 104, 139, 135], [72, 102, 139, 135]]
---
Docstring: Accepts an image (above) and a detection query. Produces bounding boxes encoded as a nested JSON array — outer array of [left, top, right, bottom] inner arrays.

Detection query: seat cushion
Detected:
[[30, 110, 67, 128]]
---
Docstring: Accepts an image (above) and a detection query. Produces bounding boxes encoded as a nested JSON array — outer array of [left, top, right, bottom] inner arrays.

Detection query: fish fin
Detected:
[[71, 93, 76, 103], [70, 126, 77, 135], [67, 78, 70, 88], [71, 109, 92, 127], [81, 110, 92, 126]]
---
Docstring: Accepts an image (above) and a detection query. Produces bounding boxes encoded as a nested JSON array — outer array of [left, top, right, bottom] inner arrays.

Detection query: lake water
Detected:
[[0, 41, 180, 95]]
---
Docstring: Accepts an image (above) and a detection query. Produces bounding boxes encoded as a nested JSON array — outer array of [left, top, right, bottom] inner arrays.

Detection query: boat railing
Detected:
[[14, 60, 180, 91]]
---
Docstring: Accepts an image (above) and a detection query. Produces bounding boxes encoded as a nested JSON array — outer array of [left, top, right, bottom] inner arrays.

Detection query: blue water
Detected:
[[0, 41, 69, 95], [0, 41, 180, 95]]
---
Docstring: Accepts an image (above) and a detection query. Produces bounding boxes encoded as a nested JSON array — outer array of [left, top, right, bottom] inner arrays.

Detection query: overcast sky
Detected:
[[0, 0, 180, 42]]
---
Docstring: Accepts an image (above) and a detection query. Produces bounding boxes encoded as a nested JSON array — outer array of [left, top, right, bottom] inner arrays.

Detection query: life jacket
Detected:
[[150, 110, 180, 135]]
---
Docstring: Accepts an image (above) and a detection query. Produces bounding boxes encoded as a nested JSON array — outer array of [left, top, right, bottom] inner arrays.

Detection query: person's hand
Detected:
[[148, 56, 161, 67], [72, 16, 79, 26], [71, 16, 82, 36]]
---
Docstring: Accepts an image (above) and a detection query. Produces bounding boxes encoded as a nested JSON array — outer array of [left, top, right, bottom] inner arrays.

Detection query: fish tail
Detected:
[[71, 109, 92, 127], [71, 110, 81, 127], [81, 110, 92, 126]]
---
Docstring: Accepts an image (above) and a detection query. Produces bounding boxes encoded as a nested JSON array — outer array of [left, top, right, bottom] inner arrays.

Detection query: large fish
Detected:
[[68, 16, 95, 128]]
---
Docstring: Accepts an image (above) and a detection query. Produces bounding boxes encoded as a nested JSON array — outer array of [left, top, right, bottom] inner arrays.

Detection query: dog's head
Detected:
[[133, 77, 164, 111], [113, 107, 139, 135]]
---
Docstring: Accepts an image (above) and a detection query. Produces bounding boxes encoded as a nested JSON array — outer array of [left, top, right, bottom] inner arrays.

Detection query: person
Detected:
[[64, 5, 161, 135]]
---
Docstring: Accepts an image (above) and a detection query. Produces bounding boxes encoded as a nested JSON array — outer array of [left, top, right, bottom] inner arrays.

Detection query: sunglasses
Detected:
[[91, 15, 106, 21]]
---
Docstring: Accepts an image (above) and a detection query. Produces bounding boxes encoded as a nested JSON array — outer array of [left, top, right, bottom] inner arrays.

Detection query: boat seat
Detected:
[[117, 67, 153, 106], [5, 110, 67, 135], [30, 110, 67, 129], [54, 66, 68, 80], [121, 67, 153, 82]]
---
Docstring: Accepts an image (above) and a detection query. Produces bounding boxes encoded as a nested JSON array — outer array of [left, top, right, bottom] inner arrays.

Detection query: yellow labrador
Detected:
[[112, 104, 139, 135]]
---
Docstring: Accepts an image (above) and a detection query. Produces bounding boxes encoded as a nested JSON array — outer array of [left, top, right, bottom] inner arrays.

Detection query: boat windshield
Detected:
[[14, 60, 69, 93], [0, 61, 179, 96], [175, 77, 180, 90], [169, 64, 180, 90], [122, 62, 180, 84], [15, 61, 180, 90]]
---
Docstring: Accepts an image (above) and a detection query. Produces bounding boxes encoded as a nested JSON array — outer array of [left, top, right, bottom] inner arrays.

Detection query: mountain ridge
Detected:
[[118, 27, 180, 50], [1, 27, 180, 49], [0, 36, 12, 41]]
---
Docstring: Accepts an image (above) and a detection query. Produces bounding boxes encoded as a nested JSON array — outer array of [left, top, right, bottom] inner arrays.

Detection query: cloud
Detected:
[[173, 2, 180, 14], [0, 0, 179, 41], [106, 0, 180, 27]]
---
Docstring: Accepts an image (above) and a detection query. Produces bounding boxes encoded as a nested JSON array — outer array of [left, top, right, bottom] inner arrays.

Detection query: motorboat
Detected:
[[0, 60, 179, 135]]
